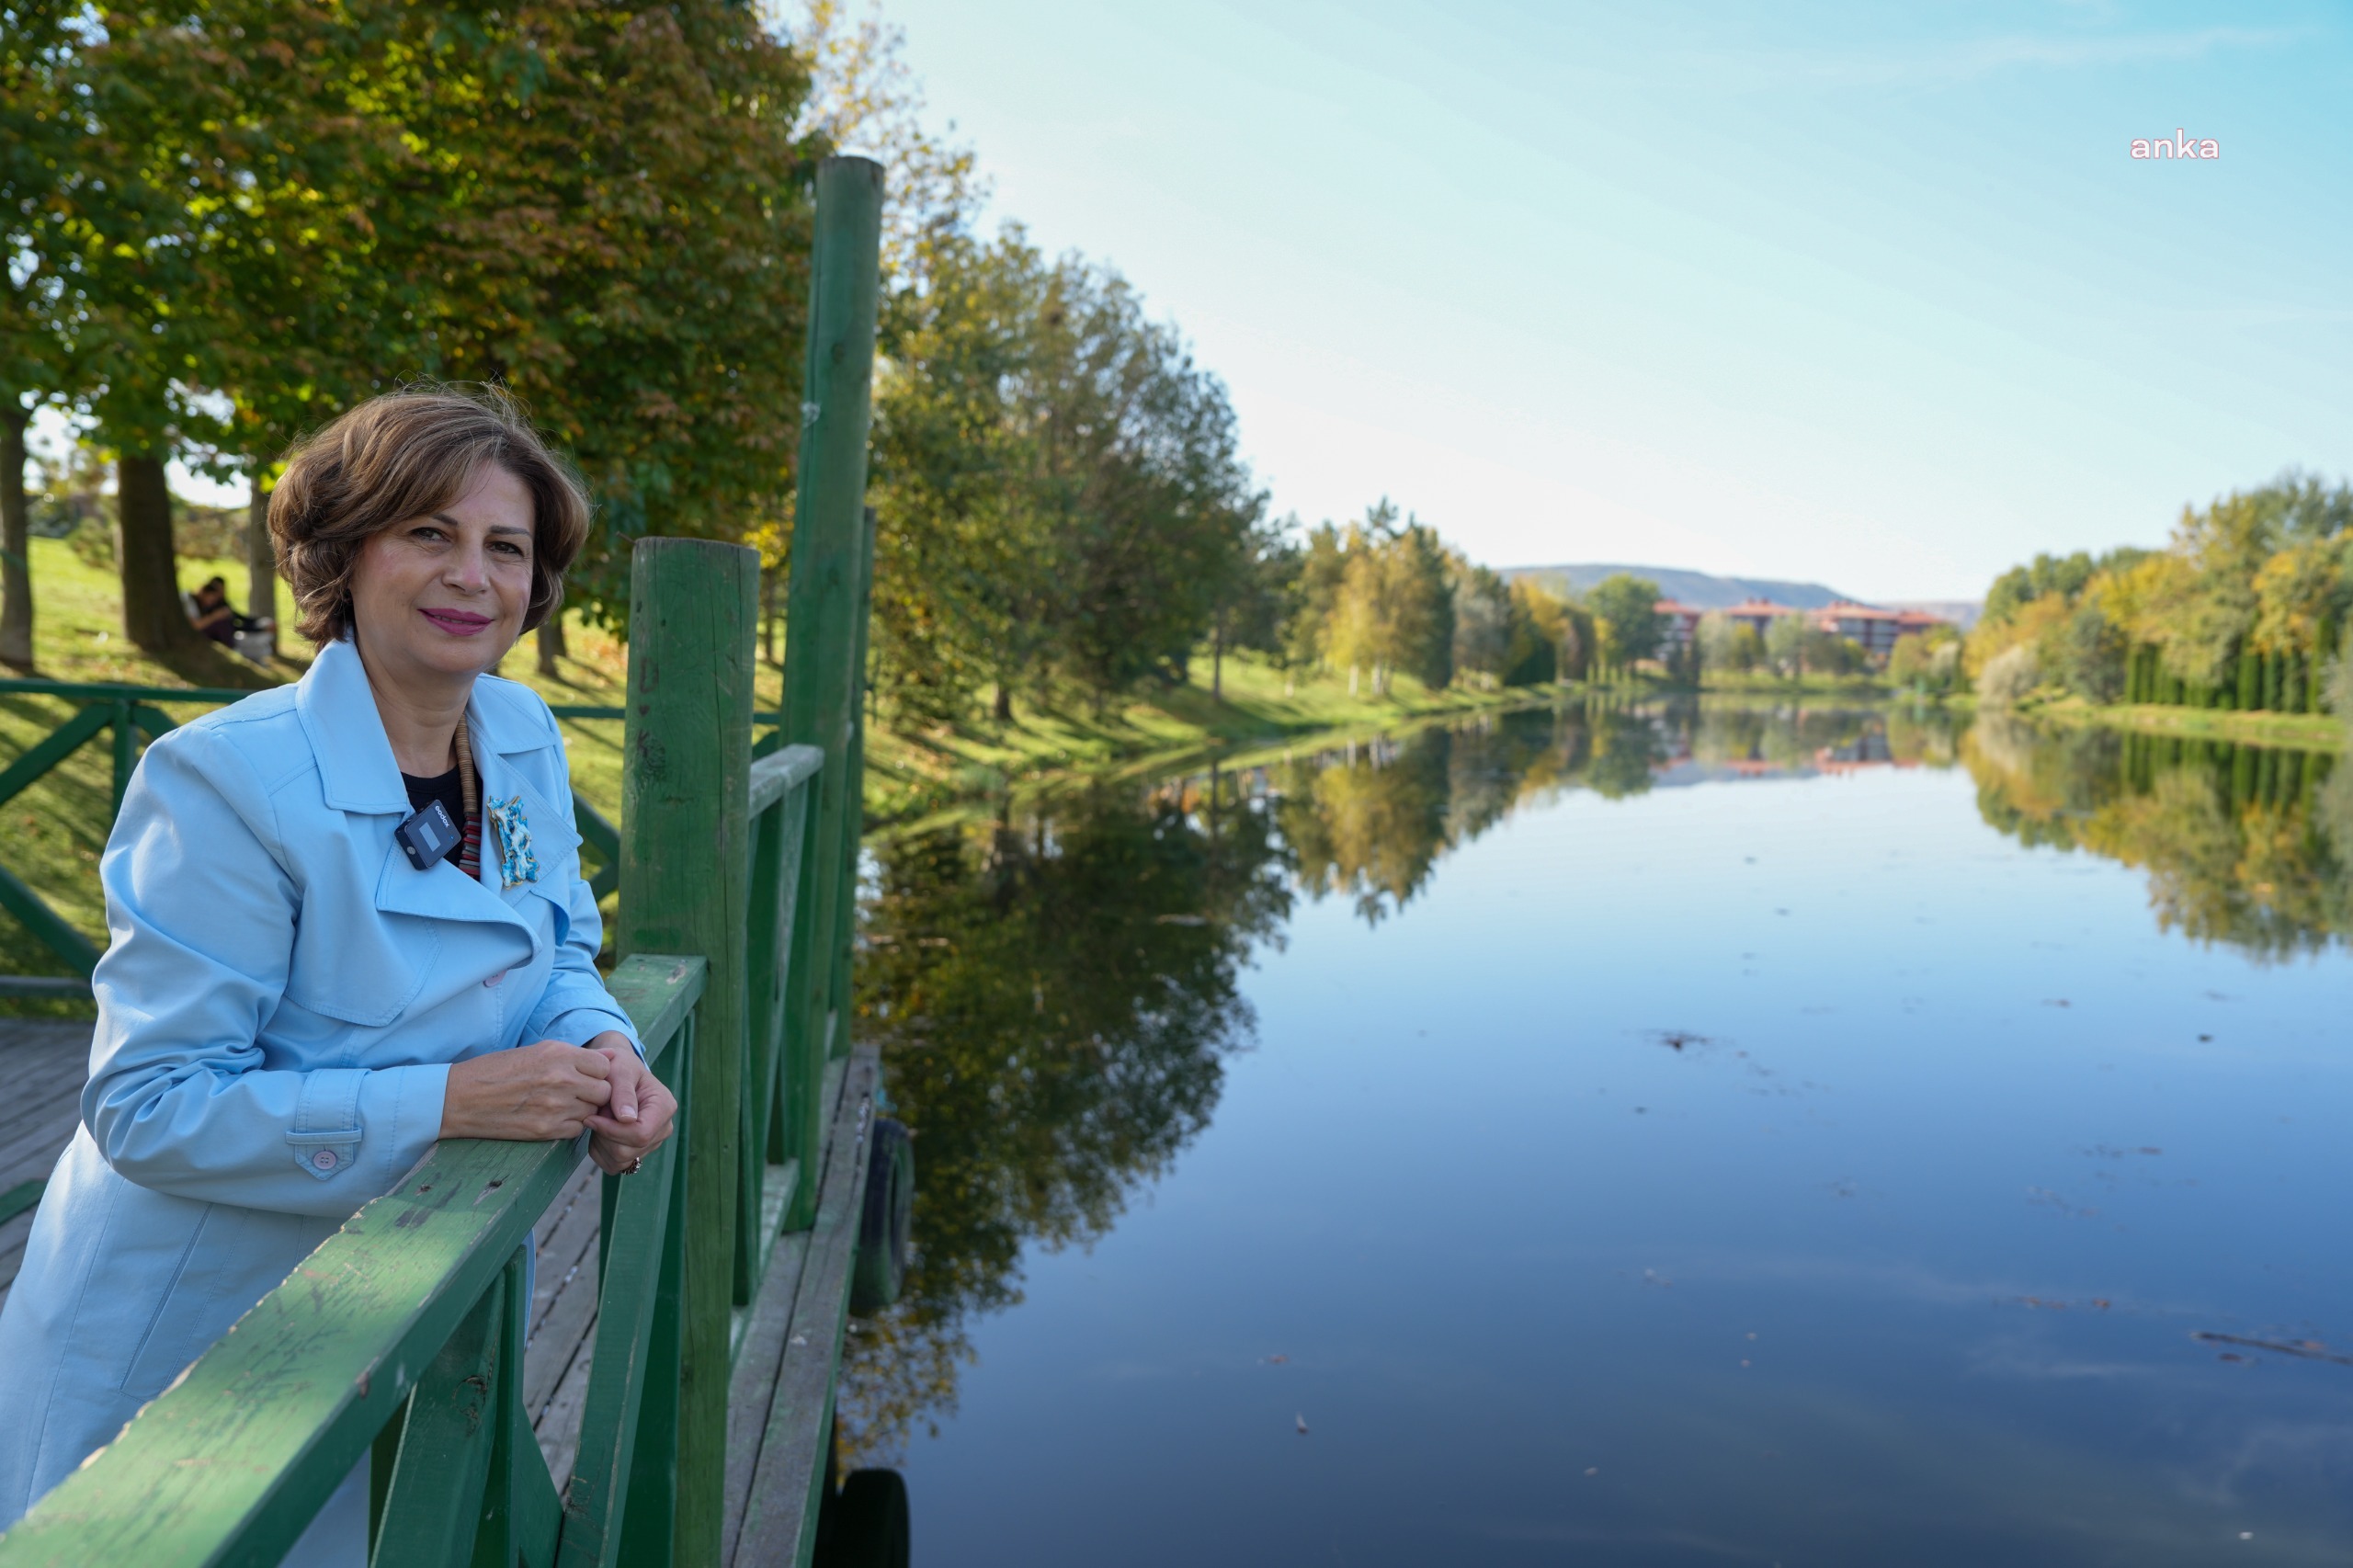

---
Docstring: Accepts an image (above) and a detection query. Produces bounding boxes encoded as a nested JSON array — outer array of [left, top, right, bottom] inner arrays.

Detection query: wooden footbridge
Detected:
[[0, 157, 908, 1568]]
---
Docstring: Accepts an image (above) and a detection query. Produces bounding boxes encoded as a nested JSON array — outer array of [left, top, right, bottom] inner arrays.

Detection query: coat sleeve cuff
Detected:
[[358, 1062, 450, 1186], [544, 1006, 644, 1059]]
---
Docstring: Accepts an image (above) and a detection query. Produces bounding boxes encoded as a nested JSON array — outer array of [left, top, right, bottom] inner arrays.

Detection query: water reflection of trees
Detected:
[[1271, 703, 1958, 919], [838, 785, 1291, 1462], [1964, 714, 2348, 960], [839, 699, 1969, 1458]]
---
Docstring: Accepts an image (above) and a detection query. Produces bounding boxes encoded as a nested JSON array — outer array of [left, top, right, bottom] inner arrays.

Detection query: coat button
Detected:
[[312, 1149, 338, 1171]]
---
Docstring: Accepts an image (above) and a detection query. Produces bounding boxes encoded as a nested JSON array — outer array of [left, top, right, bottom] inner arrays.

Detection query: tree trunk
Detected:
[[1211, 612, 1224, 701], [118, 453, 189, 652], [536, 615, 567, 678], [117, 452, 272, 688], [0, 404, 30, 669], [993, 680, 1012, 723], [246, 474, 276, 658]]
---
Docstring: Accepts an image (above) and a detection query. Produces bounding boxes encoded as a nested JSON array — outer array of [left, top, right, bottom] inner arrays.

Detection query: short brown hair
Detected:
[[269, 385, 591, 644]]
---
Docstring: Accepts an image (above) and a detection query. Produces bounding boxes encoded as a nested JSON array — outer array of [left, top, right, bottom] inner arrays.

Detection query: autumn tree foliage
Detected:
[[1971, 473, 2353, 714]]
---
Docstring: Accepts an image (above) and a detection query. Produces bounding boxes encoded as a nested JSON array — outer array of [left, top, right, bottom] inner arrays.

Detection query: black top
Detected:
[[402, 767, 466, 831]]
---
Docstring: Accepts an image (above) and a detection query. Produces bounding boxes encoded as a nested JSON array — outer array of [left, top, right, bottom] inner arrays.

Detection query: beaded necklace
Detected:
[[451, 714, 483, 882]]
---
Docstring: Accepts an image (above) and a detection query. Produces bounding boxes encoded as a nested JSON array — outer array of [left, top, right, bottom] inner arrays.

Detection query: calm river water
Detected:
[[843, 703, 2353, 1566]]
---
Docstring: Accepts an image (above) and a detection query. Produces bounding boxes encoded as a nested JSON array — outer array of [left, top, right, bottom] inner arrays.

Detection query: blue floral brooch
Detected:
[[488, 794, 540, 886]]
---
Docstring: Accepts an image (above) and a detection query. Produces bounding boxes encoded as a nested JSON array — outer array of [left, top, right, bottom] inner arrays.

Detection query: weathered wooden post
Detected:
[[825, 508, 878, 1043], [617, 538, 760, 1568], [778, 154, 884, 1231]]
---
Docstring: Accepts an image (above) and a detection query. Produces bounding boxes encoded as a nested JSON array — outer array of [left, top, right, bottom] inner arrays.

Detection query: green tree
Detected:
[[1887, 627, 1959, 690], [50, 6, 267, 685], [58, 0, 823, 680], [0, 0, 87, 669], [1209, 516, 1301, 699], [1765, 609, 1809, 677], [1698, 610, 1763, 676], [868, 228, 1056, 721], [1449, 559, 1511, 687], [1586, 572, 1662, 676], [1282, 520, 1347, 675], [1031, 258, 1261, 701]]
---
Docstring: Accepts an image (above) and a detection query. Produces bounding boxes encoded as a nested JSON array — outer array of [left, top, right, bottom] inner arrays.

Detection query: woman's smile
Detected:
[[419, 607, 494, 636]]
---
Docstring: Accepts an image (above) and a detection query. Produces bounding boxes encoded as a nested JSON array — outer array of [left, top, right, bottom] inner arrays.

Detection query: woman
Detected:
[[0, 388, 676, 1548]]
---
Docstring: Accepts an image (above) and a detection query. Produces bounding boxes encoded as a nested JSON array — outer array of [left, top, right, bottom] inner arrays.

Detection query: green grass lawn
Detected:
[[2, 536, 1541, 1012], [2020, 692, 2347, 750]]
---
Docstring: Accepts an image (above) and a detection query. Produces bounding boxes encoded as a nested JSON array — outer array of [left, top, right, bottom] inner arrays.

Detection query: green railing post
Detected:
[[778, 153, 883, 1230], [824, 508, 878, 1056], [615, 540, 759, 1568]]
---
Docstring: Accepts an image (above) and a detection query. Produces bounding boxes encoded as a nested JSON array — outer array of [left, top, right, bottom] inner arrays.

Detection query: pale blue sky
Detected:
[[870, 0, 2352, 600]]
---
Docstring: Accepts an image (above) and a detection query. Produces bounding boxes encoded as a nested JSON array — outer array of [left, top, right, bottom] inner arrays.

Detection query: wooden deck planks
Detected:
[[0, 1020, 94, 1310], [730, 1046, 881, 1568], [521, 1159, 604, 1480], [721, 1231, 813, 1561]]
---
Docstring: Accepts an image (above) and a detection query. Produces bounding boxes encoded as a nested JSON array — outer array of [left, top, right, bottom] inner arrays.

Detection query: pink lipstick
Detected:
[[419, 608, 494, 636]]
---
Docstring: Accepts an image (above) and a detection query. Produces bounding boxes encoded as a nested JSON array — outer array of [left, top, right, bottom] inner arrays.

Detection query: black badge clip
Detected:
[[395, 800, 462, 870]]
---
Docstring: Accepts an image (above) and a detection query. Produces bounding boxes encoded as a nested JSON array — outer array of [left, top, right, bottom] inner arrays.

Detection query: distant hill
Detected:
[[1498, 563, 1981, 629], [1499, 563, 1849, 609]]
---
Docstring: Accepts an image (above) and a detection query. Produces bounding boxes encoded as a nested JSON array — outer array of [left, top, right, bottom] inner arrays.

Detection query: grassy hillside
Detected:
[[1, 537, 1540, 1011]]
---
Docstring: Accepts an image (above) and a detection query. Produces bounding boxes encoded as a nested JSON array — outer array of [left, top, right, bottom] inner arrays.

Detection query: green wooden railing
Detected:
[[0, 153, 893, 1567], [0, 951, 705, 1568]]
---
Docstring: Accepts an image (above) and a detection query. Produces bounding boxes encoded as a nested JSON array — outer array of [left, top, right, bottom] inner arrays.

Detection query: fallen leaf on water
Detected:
[[1584, 1467, 1599, 1476], [1260, 1354, 1288, 1365], [1295, 1414, 1309, 1436]]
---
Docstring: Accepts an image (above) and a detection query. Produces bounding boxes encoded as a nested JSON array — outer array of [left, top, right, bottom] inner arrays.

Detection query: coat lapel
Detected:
[[295, 639, 411, 815], [468, 678, 581, 911]]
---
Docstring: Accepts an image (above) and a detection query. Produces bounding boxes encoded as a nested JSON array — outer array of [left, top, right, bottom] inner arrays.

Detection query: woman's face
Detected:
[[348, 463, 536, 687]]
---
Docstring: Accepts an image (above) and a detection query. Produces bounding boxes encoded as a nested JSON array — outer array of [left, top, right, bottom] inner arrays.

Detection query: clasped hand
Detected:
[[439, 1031, 676, 1176]]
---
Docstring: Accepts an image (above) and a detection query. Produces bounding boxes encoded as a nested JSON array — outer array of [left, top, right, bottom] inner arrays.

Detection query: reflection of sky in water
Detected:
[[882, 735, 2353, 1566]]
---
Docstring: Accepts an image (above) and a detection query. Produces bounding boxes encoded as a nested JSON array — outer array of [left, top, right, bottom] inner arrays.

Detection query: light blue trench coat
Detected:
[[0, 636, 640, 1531]]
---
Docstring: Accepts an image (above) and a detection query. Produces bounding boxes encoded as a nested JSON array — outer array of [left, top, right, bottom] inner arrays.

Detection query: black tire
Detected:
[[849, 1118, 913, 1315], [815, 1468, 910, 1568]]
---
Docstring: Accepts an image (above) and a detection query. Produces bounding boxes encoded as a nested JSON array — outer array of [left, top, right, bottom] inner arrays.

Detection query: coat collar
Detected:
[[297, 637, 567, 816], [296, 638, 410, 814]]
